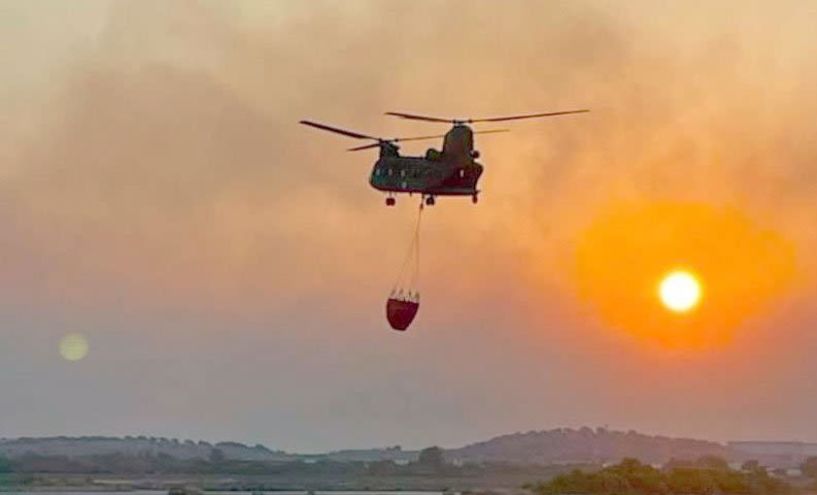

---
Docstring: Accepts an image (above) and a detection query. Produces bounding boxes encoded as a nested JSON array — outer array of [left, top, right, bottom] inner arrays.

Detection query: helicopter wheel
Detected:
[[425, 195, 435, 206], [386, 197, 396, 207], [472, 194, 479, 204]]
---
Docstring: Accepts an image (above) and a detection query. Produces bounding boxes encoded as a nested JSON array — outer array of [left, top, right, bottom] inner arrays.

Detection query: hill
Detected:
[[447, 427, 729, 465]]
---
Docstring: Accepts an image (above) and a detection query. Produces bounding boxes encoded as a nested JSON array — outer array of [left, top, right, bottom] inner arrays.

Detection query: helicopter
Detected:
[[299, 109, 588, 206]]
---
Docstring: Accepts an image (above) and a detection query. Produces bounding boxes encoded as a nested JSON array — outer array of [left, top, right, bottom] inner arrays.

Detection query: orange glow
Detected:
[[573, 202, 795, 349]]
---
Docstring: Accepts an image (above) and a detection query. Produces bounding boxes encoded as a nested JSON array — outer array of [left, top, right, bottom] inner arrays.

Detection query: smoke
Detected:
[[4, 0, 817, 447], [5, 1, 817, 313]]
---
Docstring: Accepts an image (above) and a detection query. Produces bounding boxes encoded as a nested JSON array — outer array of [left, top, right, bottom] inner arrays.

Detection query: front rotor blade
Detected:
[[392, 130, 510, 141], [395, 129, 508, 141], [348, 134, 445, 150], [469, 110, 589, 123], [299, 120, 378, 140], [384, 112, 453, 123], [346, 129, 511, 151]]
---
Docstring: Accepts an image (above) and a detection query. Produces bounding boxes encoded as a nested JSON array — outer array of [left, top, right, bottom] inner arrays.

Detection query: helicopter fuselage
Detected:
[[369, 154, 483, 196], [369, 124, 484, 199]]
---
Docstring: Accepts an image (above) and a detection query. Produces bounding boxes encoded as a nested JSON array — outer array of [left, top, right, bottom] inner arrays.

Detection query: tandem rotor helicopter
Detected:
[[300, 109, 589, 206], [300, 109, 589, 332]]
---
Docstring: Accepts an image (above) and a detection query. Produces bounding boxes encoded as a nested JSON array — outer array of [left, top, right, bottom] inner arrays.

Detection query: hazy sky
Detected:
[[2, 0, 817, 452]]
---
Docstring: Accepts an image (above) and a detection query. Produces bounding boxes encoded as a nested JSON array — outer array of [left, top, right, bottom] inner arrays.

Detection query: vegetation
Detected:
[[0, 446, 803, 494], [451, 427, 727, 465], [741, 460, 763, 473], [0, 447, 577, 479], [0, 456, 12, 473], [417, 446, 446, 472], [528, 458, 792, 495], [801, 457, 817, 480]]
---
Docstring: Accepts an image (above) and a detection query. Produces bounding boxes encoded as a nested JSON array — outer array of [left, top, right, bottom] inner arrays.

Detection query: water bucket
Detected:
[[386, 297, 419, 331]]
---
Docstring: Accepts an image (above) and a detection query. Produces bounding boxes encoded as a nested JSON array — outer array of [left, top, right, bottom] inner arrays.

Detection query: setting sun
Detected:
[[573, 202, 795, 348], [659, 270, 701, 313]]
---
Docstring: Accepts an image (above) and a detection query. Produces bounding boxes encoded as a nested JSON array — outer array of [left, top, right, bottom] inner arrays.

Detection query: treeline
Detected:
[[0, 455, 12, 473], [0, 447, 585, 478], [0, 452, 349, 475], [528, 458, 792, 495], [0, 436, 287, 462], [0, 447, 413, 476]]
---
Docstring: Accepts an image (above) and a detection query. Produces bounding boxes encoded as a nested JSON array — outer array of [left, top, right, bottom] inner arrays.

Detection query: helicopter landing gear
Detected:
[[386, 196, 396, 206], [425, 195, 436, 207], [472, 193, 479, 204]]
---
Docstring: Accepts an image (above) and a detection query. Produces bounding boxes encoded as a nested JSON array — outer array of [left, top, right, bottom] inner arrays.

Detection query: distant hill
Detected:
[[0, 436, 292, 462], [1, 429, 813, 482], [0, 428, 770, 467], [446, 427, 729, 465]]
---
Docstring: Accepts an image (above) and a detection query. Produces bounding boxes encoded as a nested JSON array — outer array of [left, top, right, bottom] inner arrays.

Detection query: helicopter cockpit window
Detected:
[[459, 169, 466, 178]]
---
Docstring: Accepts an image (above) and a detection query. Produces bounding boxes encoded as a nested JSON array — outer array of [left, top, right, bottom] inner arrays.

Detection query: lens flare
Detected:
[[659, 270, 701, 313], [59, 333, 89, 362]]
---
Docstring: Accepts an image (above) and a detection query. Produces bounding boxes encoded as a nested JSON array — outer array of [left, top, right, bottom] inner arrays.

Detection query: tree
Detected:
[[209, 448, 226, 464], [696, 455, 729, 471], [769, 467, 787, 480], [417, 446, 445, 470], [0, 456, 12, 473], [368, 459, 398, 476], [802, 457, 817, 480], [665, 458, 695, 470], [531, 459, 792, 495], [666, 467, 718, 495]]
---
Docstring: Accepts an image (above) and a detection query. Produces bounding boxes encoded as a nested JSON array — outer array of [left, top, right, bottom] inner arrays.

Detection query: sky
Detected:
[[2, 0, 817, 453]]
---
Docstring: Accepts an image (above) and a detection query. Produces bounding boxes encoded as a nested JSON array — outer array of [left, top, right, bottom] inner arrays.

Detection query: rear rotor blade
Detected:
[[347, 129, 509, 151], [469, 110, 589, 123], [394, 133, 447, 142], [299, 120, 378, 140], [384, 112, 453, 123], [472, 129, 510, 135], [385, 110, 589, 124], [347, 143, 383, 152]]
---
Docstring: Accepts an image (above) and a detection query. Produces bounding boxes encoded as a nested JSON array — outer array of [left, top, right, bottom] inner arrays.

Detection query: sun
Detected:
[[572, 203, 795, 347], [658, 270, 702, 313]]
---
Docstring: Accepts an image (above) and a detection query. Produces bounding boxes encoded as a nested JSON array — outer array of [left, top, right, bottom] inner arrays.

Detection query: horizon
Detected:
[[2, 426, 815, 456], [3, 0, 817, 454]]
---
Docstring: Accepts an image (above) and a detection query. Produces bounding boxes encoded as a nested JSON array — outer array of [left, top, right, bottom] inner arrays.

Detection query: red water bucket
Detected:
[[386, 297, 419, 331]]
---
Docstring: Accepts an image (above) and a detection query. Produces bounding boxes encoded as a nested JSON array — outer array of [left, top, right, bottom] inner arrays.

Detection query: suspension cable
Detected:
[[391, 200, 424, 297]]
